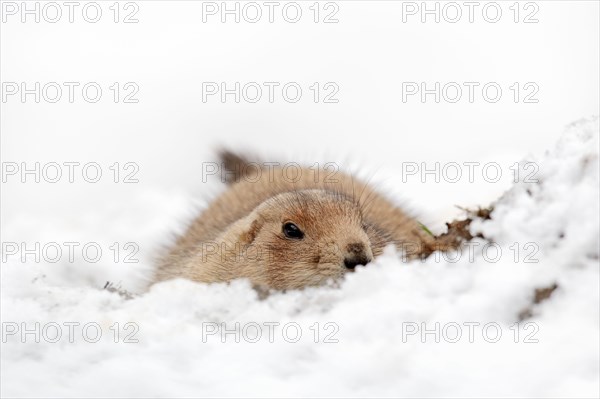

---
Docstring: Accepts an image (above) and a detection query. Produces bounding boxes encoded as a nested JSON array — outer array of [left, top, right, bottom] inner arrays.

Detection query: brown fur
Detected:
[[154, 152, 438, 290]]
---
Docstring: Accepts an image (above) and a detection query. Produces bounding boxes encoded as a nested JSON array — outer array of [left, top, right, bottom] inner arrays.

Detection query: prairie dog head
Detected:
[[223, 189, 374, 290]]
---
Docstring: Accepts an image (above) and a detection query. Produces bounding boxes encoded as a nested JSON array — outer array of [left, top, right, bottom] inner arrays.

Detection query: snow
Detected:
[[1, 117, 598, 398]]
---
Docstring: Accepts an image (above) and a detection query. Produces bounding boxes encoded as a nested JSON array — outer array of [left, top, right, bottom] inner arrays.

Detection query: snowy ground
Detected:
[[1, 118, 598, 398]]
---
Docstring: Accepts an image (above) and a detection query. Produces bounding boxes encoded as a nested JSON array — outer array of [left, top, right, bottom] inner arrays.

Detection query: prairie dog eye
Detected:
[[283, 222, 304, 240]]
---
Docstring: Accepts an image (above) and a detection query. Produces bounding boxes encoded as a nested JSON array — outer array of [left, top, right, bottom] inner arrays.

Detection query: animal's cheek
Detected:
[[317, 262, 344, 276], [241, 243, 265, 263], [316, 242, 344, 264], [314, 247, 346, 276]]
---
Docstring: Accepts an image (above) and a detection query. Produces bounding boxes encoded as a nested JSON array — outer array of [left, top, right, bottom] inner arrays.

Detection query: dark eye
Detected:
[[283, 222, 304, 240]]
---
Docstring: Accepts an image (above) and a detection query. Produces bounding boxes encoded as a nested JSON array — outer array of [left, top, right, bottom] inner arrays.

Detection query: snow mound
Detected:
[[1, 118, 599, 398]]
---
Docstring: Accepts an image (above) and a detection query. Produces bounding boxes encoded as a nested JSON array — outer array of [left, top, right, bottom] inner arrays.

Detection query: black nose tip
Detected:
[[344, 256, 370, 270]]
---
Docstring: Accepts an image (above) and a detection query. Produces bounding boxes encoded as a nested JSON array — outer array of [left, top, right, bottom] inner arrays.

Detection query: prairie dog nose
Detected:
[[344, 242, 373, 270]]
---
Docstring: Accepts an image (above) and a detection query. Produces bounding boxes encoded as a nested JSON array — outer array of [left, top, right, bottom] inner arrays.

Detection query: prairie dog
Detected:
[[155, 152, 436, 290]]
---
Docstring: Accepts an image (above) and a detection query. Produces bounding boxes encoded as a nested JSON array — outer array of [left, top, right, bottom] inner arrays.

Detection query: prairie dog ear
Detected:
[[238, 213, 265, 245]]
